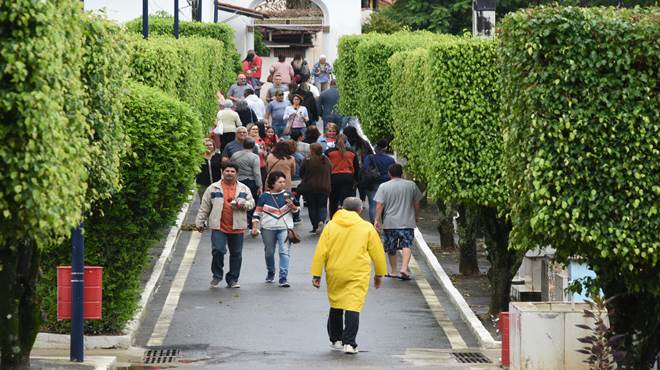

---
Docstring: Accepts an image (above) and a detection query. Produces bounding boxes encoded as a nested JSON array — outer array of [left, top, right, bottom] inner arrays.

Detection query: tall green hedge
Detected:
[[126, 15, 240, 98], [335, 32, 456, 140], [0, 0, 88, 365], [501, 6, 660, 366], [129, 36, 228, 128], [39, 82, 203, 333]]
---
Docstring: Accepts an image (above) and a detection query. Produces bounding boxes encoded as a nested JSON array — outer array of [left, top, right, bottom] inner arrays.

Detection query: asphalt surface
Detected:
[[133, 197, 494, 369]]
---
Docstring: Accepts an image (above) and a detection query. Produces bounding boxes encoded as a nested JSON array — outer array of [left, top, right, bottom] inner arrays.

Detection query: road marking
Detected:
[[147, 230, 202, 346], [409, 256, 468, 349]]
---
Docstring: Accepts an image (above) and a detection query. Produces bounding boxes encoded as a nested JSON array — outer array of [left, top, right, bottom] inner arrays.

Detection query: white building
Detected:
[[83, 0, 373, 63]]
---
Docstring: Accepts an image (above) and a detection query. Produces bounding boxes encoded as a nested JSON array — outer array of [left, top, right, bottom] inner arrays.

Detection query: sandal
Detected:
[[384, 274, 399, 278], [398, 272, 412, 281]]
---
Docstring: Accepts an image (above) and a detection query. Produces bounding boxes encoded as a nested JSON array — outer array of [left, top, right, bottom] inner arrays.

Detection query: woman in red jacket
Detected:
[[325, 136, 360, 218]]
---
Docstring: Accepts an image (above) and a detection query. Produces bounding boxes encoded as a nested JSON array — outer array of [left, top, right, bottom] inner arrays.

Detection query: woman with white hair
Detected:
[[312, 55, 333, 92], [216, 99, 242, 151]]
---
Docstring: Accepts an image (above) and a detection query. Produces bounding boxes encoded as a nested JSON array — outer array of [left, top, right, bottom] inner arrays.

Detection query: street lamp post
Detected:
[[70, 223, 85, 362], [174, 0, 180, 39], [142, 0, 149, 39]]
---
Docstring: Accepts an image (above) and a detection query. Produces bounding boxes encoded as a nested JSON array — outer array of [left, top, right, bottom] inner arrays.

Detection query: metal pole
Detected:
[[70, 222, 85, 362], [198, 0, 202, 22], [214, 0, 219, 23], [174, 0, 180, 39], [142, 0, 149, 39]]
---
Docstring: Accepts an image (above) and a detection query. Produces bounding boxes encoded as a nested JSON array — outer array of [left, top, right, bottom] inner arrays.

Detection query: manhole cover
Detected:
[[451, 351, 492, 364], [143, 347, 181, 364]]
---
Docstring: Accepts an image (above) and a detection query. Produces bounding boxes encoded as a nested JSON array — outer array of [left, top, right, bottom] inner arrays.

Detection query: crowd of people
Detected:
[[194, 50, 423, 354]]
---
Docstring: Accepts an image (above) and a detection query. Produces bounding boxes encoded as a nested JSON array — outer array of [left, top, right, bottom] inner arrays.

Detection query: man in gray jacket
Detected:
[[196, 163, 255, 288], [230, 139, 262, 226]]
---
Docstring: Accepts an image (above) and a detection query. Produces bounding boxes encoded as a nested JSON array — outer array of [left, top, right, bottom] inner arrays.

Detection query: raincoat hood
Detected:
[[331, 209, 363, 227]]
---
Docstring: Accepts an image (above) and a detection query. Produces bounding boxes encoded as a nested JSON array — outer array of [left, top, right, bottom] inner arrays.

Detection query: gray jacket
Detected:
[[196, 180, 255, 231]]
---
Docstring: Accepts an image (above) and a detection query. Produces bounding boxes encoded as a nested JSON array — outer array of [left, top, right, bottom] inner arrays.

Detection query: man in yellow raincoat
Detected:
[[311, 197, 387, 354]]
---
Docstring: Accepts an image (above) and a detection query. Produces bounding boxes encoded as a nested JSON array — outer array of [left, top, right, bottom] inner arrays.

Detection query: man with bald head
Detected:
[[227, 73, 251, 102], [311, 197, 387, 354]]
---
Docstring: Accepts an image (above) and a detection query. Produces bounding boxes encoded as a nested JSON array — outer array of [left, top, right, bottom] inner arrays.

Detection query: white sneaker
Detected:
[[330, 341, 343, 351], [343, 344, 358, 354]]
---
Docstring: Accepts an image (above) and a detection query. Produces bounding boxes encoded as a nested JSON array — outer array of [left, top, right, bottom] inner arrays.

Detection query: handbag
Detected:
[[269, 193, 301, 243]]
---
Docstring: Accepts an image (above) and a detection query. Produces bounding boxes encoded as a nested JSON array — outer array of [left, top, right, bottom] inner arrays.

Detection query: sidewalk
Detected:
[[129, 197, 498, 369]]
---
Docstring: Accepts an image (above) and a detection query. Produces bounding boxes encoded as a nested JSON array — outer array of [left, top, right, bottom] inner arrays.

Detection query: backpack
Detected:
[[359, 157, 380, 190]]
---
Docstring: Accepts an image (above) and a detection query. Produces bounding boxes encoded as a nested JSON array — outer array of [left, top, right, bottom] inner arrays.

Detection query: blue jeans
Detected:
[[261, 228, 290, 280], [211, 231, 244, 283], [273, 122, 286, 137], [367, 187, 379, 224]]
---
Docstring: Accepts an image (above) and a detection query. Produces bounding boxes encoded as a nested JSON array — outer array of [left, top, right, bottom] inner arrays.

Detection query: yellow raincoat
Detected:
[[311, 209, 387, 312]]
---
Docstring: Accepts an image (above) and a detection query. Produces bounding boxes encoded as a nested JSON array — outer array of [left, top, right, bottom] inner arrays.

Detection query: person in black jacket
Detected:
[[290, 78, 319, 126], [196, 137, 223, 202], [235, 99, 259, 127]]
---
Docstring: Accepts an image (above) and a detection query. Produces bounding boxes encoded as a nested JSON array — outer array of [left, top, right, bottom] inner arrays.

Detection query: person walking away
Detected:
[[269, 55, 294, 85], [265, 90, 290, 137], [283, 95, 309, 137], [222, 127, 258, 164], [317, 122, 340, 151], [227, 74, 252, 102], [252, 171, 299, 287], [291, 54, 310, 83], [312, 55, 333, 92], [342, 126, 374, 203], [362, 139, 395, 223], [319, 80, 341, 130], [196, 163, 255, 288], [266, 74, 289, 102], [374, 163, 423, 280], [265, 141, 296, 192], [326, 136, 359, 218], [242, 49, 263, 80], [235, 99, 259, 127], [196, 138, 223, 202], [311, 197, 387, 354], [216, 100, 242, 152], [231, 139, 263, 227], [303, 125, 321, 144], [288, 140, 304, 224], [299, 143, 331, 233], [291, 130, 310, 158], [244, 88, 265, 121]]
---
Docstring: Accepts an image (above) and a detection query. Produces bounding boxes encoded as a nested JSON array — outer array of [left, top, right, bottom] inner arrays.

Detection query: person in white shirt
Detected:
[[244, 88, 265, 121]]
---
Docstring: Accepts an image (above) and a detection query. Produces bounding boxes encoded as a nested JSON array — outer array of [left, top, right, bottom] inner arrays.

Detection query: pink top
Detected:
[[269, 62, 294, 84]]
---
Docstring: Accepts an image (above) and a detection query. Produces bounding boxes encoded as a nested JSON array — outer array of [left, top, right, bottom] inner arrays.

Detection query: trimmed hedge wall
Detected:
[[126, 16, 240, 100], [501, 6, 660, 365], [335, 32, 456, 140], [129, 36, 228, 128], [40, 82, 203, 333]]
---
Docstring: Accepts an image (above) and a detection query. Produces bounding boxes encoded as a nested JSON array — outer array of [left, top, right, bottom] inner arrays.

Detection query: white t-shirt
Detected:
[[245, 94, 266, 121]]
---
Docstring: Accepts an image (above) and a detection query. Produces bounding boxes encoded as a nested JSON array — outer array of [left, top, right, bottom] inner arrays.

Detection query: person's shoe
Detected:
[[227, 281, 241, 288], [210, 278, 221, 288], [293, 218, 302, 225], [278, 278, 290, 288], [330, 341, 343, 351], [265, 272, 275, 283], [309, 229, 317, 234], [343, 344, 358, 354]]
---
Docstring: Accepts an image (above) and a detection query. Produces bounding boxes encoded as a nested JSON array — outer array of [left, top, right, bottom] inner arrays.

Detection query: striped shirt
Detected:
[[253, 191, 297, 230]]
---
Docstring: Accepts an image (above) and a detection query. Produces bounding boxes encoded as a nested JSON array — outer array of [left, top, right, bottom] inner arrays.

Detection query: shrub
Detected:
[[335, 35, 368, 117], [336, 32, 456, 140], [389, 37, 525, 315], [128, 36, 227, 129], [362, 12, 405, 34], [501, 6, 660, 367], [125, 16, 240, 95], [39, 82, 204, 333], [0, 0, 87, 366]]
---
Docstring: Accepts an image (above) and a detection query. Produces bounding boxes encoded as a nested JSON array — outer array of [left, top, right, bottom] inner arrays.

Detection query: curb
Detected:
[[34, 200, 191, 350], [31, 355, 116, 370], [413, 228, 501, 349]]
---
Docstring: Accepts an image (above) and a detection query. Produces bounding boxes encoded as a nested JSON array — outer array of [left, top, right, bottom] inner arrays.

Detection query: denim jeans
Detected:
[[366, 187, 380, 224], [305, 192, 328, 229], [211, 230, 244, 283], [273, 123, 286, 138], [261, 228, 290, 280]]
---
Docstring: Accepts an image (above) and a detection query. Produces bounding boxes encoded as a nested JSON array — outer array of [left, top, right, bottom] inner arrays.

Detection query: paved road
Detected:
[[134, 198, 496, 369]]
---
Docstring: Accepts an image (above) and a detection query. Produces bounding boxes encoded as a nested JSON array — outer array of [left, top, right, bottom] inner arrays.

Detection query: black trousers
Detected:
[[327, 308, 359, 347], [329, 173, 355, 218], [241, 179, 259, 226], [305, 192, 328, 229]]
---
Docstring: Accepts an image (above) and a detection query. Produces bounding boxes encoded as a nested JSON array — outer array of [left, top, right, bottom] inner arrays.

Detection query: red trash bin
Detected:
[[499, 311, 510, 366], [57, 266, 103, 320]]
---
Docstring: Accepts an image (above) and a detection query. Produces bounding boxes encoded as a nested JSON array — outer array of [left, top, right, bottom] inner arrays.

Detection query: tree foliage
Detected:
[[501, 6, 660, 367], [362, 11, 405, 34]]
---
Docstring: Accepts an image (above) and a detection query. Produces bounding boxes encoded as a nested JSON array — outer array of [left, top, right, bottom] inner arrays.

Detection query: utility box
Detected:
[[509, 302, 605, 370], [57, 266, 103, 320]]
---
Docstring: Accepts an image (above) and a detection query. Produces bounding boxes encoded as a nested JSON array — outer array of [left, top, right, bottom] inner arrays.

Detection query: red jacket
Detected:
[[326, 148, 359, 180], [242, 55, 263, 79]]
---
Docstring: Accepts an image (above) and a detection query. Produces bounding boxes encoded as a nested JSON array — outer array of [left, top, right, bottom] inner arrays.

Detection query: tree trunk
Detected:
[[602, 276, 660, 369], [455, 204, 480, 276], [0, 239, 41, 370], [435, 199, 456, 250], [478, 206, 525, 316]]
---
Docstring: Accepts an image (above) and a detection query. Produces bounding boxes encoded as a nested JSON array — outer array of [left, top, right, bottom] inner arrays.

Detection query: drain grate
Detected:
[[451, 351, 492, 364], [143, 347, 181, 364]]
